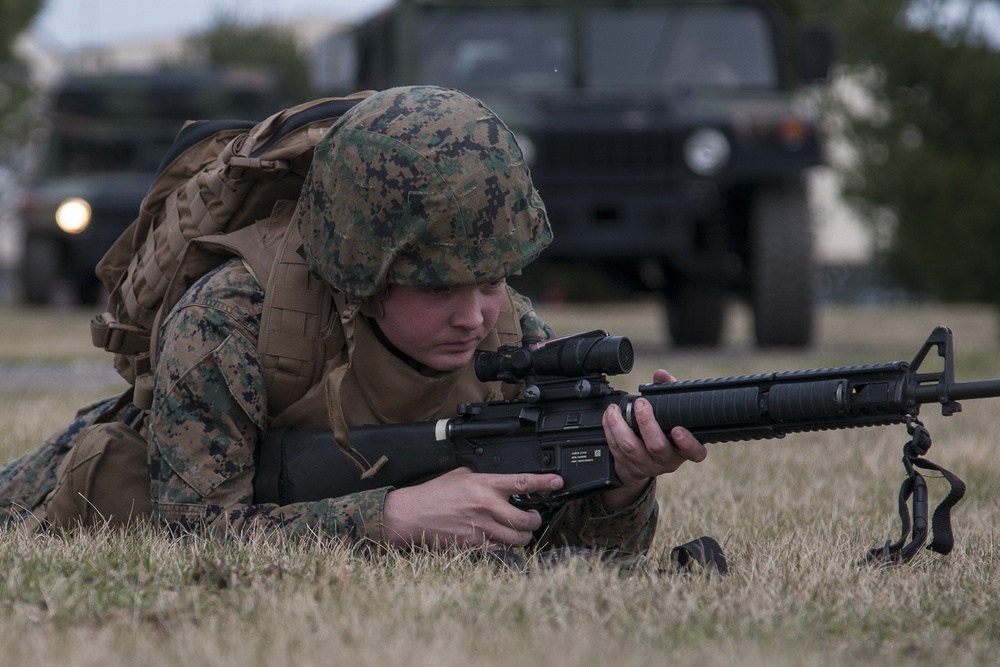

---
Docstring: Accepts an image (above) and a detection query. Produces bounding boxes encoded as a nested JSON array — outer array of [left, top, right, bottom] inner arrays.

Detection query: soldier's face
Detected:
[[376, 281, 506, 372]]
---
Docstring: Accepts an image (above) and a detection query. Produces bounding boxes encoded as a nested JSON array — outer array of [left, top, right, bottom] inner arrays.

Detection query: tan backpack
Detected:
[[90, 92, 373, 410]]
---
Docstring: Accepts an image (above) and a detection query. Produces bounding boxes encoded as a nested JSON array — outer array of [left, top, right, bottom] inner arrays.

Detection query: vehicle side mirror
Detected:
[[798, 22, 837, 83]]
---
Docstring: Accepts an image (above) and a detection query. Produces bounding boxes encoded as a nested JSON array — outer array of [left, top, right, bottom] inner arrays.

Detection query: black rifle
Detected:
[[255, 326, 994, 563]]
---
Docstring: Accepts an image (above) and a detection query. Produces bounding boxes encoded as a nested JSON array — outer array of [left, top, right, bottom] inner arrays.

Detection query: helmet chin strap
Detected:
[[359, 285, 390, 319]]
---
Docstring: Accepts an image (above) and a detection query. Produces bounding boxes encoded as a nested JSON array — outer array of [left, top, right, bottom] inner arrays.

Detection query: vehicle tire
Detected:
[[666, 282, 726, 347], [749, 180, 815, 347], [76, 272, 103, 305], [20, 236, 62, 305]]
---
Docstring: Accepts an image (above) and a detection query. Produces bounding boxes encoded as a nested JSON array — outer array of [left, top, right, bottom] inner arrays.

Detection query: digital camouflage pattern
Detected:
[[145, 259, 656, 550], [295, 86, 552, 298]]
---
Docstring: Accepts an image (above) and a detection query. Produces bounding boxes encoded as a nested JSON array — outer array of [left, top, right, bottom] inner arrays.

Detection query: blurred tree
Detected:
[[0, 0, 43, 55], [179, 16, 316, 107], [799, 0, 1000, 303], [0, 0, 44, 160]]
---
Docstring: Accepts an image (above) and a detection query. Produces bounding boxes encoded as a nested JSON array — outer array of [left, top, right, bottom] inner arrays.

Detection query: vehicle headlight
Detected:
[[55, 197, 92, 234], [683, 128, 731, 176]]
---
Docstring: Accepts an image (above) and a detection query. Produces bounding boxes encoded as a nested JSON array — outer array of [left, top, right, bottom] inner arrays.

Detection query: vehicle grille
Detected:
[[535, 130, 678, 176]]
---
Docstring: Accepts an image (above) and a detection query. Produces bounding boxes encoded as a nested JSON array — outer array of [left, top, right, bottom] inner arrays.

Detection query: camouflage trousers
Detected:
[[0, 393, 138, 527]]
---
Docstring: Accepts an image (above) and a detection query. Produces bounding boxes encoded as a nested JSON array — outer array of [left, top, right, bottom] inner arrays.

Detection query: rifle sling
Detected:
[[863, 420, 967, 566]]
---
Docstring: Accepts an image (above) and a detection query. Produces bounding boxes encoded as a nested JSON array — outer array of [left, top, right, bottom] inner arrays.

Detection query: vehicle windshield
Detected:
[[417, 10, 572, 89], [44, 129, 178, 178], [586, 5, 778, 89], [39, 71, 282, 179], [417, 4, 778, 91]]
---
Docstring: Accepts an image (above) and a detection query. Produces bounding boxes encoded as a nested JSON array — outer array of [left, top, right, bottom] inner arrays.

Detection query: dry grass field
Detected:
[[0, 301, 998, 667]]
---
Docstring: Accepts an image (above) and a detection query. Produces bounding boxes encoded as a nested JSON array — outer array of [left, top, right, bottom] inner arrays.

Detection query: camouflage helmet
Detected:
[[293, 86, 552, 299]]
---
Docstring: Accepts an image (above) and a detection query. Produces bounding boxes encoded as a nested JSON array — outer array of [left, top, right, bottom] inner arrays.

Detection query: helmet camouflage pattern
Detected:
[[294, 85, 552, 298]]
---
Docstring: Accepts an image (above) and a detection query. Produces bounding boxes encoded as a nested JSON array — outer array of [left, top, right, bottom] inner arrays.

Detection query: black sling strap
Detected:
[[864, 419, 967, 566]]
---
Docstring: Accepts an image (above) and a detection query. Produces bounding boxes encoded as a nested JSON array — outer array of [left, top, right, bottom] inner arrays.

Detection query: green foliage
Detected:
[[181, 16, 316, 106], [0, 0, 44, 161], [857, 142, 1000, 301], [0, 0, 43, 62], [802, 0, 1000, 303]]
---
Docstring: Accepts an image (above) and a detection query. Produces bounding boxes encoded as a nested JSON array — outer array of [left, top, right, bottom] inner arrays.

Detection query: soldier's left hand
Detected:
[[600, 368, 707, 509]]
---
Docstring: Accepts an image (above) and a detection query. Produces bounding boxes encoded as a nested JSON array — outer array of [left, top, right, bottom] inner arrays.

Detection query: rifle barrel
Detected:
[[916, 378, 1000, 403]]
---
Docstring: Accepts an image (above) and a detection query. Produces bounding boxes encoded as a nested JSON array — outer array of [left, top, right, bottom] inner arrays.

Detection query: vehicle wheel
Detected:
[[76, 272, 103, 305], [20, 236, 62, 305], [666, 282, 726, 347], [749, 180, 815, 347]]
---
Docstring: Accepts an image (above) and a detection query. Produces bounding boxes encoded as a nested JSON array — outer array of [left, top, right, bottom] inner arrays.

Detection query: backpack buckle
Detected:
[[228, 156, 291, 178], [90, 312, 150, 355]]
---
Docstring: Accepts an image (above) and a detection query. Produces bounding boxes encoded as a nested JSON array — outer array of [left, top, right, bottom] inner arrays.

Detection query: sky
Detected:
[[31, 0, 1000, 52], [30, 0, 394, 51]]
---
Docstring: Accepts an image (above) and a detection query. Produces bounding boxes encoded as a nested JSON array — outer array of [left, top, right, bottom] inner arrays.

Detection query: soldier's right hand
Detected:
[[382, 468, 564, 550]]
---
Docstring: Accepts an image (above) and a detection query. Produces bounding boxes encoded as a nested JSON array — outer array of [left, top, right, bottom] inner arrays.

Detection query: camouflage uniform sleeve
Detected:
[[509, 286, 554, 340], [148, 259, 389, 543], [535, 480, 659, 555]]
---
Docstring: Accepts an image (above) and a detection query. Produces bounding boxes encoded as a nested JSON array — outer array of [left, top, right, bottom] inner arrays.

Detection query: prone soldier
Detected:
[[0, 86, 706, 555]]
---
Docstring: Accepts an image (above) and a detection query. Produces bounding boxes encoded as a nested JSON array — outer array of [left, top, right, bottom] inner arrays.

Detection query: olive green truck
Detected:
[[321, 0, 834, 347]]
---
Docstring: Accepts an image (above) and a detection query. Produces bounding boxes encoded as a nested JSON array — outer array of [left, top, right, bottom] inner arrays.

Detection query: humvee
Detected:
[[320, 0, 834, 346]]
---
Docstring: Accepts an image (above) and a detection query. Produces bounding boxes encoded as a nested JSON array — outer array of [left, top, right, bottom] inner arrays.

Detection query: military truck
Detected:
[[320, 0, 834, 346], [17, 68, 284, 305]]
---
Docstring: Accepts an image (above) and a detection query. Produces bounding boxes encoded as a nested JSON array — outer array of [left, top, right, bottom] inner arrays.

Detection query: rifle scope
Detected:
[[476, 330, 634, 383]]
